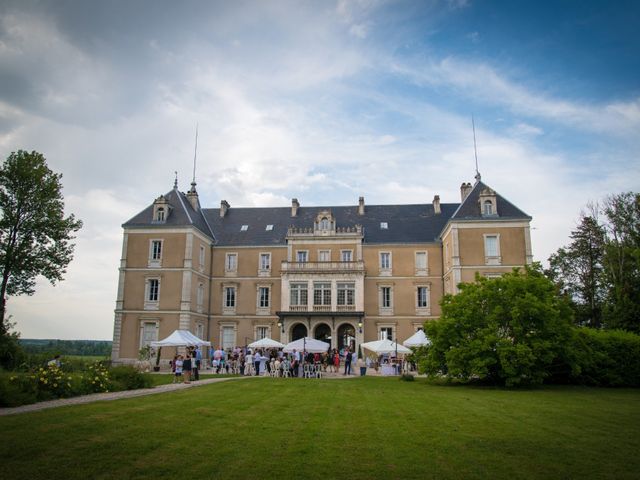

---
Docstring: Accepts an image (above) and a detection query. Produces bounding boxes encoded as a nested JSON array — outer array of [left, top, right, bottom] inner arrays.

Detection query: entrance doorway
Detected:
[[337, 323, 355, 353], [291, 323, 308, 341], [314, 323, 331, 346]]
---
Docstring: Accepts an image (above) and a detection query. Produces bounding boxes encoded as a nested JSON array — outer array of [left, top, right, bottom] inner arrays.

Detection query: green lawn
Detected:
[[0, 377, 638, 480]]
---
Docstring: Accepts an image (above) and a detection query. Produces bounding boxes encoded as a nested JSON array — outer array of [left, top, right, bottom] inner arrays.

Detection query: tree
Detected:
[[0, 150, 82, 327], [417, 265, 573, 387], [601, 192, 640, 332], [546, 213, 606, 327]]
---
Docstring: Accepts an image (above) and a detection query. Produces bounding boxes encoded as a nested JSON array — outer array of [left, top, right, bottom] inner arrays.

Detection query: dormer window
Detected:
[[478, 187, 498, 217], [314, 210, 335, 235], [152, 195, 171, 223]]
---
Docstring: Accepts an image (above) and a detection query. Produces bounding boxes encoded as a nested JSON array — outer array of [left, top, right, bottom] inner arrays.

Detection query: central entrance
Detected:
[[314, 323, 331, 344], [337, 323, 356, 352], [291, 323, 308, 341]]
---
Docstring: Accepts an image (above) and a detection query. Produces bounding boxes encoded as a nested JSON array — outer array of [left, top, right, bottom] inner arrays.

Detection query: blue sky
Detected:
[[0, 0, 638, 339]]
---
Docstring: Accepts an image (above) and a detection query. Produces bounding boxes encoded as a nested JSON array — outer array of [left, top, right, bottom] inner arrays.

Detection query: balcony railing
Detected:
[[284, 304, 356, 313], [281, 261, 365, 273]]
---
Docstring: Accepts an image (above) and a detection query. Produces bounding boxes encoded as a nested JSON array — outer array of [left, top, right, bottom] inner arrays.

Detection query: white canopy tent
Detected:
[[248, 337, 285, 349], [403, 329, 431, 347], [283, 337, 330, 353], [360, 339, 412, 355], [150, 329, 211, 348]]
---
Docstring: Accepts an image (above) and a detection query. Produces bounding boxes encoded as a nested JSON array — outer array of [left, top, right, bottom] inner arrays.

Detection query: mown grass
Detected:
[[0, 377, 638, 480]]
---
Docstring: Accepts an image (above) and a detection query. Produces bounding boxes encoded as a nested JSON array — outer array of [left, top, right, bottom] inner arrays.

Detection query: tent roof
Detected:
[[361, 339, 412, 355], [150, 329, 211, 347], [403, 329, 431, 347], [248, 337, 285, 349], [283, 337, 330, 353]]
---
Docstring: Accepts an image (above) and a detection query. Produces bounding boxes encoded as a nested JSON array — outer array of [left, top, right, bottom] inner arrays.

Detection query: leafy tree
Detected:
[[546, 214, 606, 327], [417, 265, 573, 387], [601, 192, 640, 332], [0, 150, 82, 327]]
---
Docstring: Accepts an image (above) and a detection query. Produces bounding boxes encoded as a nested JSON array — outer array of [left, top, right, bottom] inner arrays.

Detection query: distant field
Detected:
[[0, 377, 638, 480]]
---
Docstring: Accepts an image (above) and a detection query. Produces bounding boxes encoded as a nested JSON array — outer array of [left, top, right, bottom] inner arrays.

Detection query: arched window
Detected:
[[483, 200, 493, 216], [156, 207, 165, 221], [319, 217, 329, 230]]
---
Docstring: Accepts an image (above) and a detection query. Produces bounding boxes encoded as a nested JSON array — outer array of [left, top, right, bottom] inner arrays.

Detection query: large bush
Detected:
[[565, 328, 640, 387], [109, 365, 153, 391], [418, 265, 574, 387]]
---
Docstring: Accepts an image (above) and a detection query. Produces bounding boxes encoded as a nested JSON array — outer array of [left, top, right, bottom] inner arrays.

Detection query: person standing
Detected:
[[173, 355, 183, 383], [254, 349, 262, 376], [344, 348, 352, 375], [246, 350, 253, 376], [357, 355, 366, 376], [183, 354, 192, 383], [333, 350, 340, 373]]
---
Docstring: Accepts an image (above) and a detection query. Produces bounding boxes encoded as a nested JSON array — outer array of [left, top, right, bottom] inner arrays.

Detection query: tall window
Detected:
[[290, 283, 308, 306], [199, 245, 206, 270], [147, 279, 159, 302], [225, 253, 237, 272], [141, 322, 157, 347], [224, 286, 236, 308], [258, 287, 270, 308], [296, 250, 308, 263], [150, 240, 162, 261], [341, 250, 352, 262], [417, 287, 429, 308], [485, 235, 498, 257], [313, 282, 331, 306], [256, 326, 268, 340], [318, 250, 330, 262], [156, 207, 165, 222], [483, 200, 493, 215], [259, 253, 271, 270], [380, 327, 393, 341], [319, 217, 330, 230], [415, 251, 427, 273], [222, 326, 235, 350], [381, 287, 391, 308], [197, 283, 204, 311], [380, 252, 391, 270], [337, 283, 355, 306]]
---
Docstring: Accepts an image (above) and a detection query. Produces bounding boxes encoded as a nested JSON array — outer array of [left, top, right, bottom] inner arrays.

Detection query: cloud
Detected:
[[391, 57, 640, 136]]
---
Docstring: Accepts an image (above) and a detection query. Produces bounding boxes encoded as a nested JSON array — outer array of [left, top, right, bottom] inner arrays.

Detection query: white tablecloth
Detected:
[[381, 364, 396, 376]]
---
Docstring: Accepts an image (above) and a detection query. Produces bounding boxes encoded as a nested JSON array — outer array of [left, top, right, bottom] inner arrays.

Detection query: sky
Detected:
[[1, 0, 638, 340]]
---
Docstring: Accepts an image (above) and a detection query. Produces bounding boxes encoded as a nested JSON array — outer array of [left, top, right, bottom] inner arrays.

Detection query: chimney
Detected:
[[460, 182, 472, 202], [291, 198, 299, 217], [220, 200, 230, 218], [433, 195, 441, 215], [186, 182, 199, 211], [358, 196, 365, 215]]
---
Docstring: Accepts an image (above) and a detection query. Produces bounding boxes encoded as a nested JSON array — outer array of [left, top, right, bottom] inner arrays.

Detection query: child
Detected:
[[173, 355, 183, 383]]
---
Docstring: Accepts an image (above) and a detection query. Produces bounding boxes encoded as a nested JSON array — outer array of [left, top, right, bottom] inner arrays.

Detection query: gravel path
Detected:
[[0, 372, 359, 417]]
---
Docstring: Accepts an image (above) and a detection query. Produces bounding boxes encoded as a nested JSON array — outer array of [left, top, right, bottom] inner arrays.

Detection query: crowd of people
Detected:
[[168, 345, 407, 383]]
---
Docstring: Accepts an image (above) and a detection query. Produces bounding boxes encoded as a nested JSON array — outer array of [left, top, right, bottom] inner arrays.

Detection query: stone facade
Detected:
[[111, 178, 532, 364]]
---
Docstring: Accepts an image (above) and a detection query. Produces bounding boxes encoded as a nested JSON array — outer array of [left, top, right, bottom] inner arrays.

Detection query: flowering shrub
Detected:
[[31, 365, 75, 399], [81, 362, 111, 393]]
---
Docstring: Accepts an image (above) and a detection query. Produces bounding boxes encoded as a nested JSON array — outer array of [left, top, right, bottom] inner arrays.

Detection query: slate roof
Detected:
[[123, 187, 215, 241], [203, 203, 459, 246], [122, 181, 531, 246], [451, 181, 531, 221]]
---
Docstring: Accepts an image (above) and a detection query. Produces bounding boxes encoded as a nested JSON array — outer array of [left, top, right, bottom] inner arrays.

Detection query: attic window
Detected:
[[483, 200, 493, 215], [156, 208, 165, 222], [266, 224, 274, 231], [240, 225, 249, 231], [380, 222, 388, 230]]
